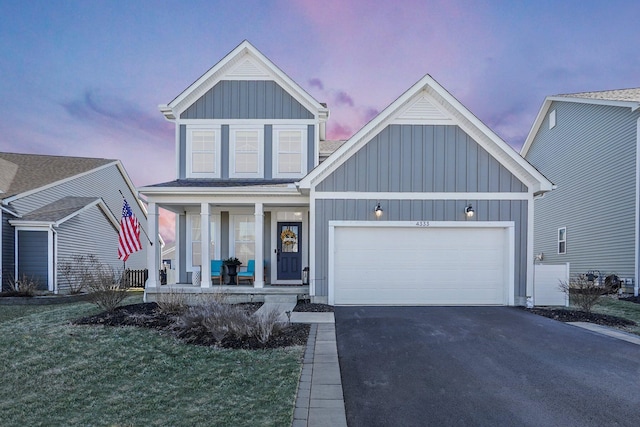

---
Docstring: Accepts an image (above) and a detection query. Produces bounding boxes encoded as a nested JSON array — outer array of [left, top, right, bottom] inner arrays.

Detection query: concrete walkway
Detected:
[[568, 321, 640, 345]]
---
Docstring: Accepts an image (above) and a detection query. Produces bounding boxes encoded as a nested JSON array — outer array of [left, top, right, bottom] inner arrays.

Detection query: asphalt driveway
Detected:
[[335, 306, 640, 427]]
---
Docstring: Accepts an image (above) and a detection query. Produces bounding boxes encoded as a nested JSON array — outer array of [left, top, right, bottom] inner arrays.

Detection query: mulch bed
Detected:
[[294, 300, 334, 312], [524, 307, 636, 327], [73, 302, 310, 350]]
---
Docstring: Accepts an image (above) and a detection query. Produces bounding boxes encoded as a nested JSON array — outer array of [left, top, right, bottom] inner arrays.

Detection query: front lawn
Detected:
[[591, 296, 640, 336], [0, 294, 304, 426]]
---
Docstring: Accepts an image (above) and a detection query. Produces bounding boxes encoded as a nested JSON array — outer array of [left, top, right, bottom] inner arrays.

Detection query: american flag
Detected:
[[118, 199, 142, 262]]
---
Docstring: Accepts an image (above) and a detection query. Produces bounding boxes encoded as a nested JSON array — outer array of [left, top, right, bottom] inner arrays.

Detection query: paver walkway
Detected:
[[292, 322, 347, 427]]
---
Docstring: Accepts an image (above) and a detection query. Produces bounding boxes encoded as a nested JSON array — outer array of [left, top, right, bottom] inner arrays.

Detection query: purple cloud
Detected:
[[309, 78, 324, 90], [62, 89, 173, 141], [334, 91, 354, 107], [363, 107, 379, 123]]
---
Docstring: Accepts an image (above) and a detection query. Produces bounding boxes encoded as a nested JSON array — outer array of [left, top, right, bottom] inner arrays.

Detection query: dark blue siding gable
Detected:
[[317, 125, 528, 192], [181, 80, 314, 120]]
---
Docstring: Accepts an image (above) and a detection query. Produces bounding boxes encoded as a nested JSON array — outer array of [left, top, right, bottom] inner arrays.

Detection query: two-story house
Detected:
[[140, 40, 552, 306], [522, 88, 640, 296]]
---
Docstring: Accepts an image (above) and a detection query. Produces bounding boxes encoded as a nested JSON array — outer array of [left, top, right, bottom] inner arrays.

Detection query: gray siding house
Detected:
[[522, 88, 640, 296], [0, 153, 147, 293], [141, 40, 552, 306]]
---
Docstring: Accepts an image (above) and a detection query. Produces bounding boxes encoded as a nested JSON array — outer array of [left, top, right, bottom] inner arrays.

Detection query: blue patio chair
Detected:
[[236, 259, 255, 285], [211, 260, 224, 285]]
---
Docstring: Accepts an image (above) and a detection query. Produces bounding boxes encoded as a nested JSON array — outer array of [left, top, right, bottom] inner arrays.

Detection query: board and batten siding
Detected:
[[17, 230, 49, 290], [317, 125, 527, 192], [525, 101, 640, 279], [180, 80, 314, 120], [313, 199, 528, 300], [313, 124, 530, 301]]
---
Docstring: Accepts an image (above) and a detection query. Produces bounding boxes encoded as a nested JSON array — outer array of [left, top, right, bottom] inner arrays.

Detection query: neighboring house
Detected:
[[522, 88, 640, 296], [0, 153, 148, 293], [140, 40, 552, 306]]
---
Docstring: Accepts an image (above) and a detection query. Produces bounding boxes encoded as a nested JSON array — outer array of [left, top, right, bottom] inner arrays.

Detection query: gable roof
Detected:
[[0, 152, 114, 199], [299, 74, 553, 195], [9, 196, 119, 229], [158, 40, 329, 122], [557, 88, 640, 103], [521, 87, 640, 156]]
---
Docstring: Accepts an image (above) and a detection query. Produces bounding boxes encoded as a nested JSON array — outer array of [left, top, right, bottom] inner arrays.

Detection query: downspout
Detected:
[[50, 225, 58, 294], [636, 116, 640, 297]]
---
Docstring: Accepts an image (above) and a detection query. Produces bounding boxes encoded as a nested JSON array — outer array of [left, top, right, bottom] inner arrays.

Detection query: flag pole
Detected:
[[119, 190, 153, 246]]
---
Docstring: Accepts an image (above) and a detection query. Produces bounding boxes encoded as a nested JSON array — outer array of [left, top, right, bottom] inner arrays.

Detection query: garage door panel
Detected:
[[332, 225, 509, 305]]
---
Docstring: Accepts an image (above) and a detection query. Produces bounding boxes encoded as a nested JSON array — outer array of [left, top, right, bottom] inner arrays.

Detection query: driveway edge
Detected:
[[568, 322, 640, 346]]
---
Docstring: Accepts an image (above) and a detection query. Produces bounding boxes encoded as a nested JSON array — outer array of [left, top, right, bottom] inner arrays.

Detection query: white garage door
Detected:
[[331, 224, 511, 305]]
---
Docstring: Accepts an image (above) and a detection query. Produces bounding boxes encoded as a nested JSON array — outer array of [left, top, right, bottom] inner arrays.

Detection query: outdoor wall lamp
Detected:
[[374, 202, 383, 218], [465, 204, 475, 218]]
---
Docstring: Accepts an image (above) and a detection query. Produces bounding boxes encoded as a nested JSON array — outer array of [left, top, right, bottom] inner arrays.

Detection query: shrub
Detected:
[[85, 264, 130, 312], [559, 273, 615, 313], [1, 274, 40, 297], [250, 308, 284, 344], [156, 289, 189, 315], [172, 301, 285, 347], [58, 254, 98, 294]]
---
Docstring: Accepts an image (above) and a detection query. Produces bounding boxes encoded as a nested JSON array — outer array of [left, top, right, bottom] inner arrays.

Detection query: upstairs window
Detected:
[[558, 227, 566, 254], [230, 126, 263, 178], [273, 125, 307, 178], [187, 126, 220, 178]]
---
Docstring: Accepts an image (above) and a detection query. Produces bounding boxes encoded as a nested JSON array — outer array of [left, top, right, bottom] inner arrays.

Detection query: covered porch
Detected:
[[142, 184, 311, 300]]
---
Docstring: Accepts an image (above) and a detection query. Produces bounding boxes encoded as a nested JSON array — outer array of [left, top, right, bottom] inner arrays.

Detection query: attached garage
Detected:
[[329, 222, 514, 306]]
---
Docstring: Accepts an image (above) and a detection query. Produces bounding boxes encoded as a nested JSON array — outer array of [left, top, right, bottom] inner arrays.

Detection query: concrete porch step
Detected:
[[264, 294, 299, 304]]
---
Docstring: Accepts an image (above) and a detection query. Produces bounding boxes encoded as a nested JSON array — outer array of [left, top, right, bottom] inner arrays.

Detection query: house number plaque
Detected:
[[415, 221, 430, 227]]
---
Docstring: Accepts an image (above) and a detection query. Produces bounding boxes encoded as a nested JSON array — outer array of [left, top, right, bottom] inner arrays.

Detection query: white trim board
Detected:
[[313, 192, 531, 200]]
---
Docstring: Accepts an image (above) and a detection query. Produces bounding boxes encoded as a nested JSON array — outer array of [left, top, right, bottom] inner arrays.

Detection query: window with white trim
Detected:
[[187, 126, 220, 178], [558, 227, 566, 254], [230, 126, 263, 177], [273, 125, 307, 178], [231, 214, 255, 265], [188, 214, 217, 268]]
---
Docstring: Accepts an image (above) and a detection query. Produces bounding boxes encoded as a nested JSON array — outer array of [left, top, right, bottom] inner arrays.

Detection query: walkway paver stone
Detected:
[[292, 322, 347, 427]]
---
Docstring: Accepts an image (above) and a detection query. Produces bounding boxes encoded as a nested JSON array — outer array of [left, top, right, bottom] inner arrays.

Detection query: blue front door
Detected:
[[277, 222, 302, 281]]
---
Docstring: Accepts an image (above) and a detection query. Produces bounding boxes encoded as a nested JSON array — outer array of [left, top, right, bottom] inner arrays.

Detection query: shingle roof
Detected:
[[557, 88, 640, 102], [0, 152, 114, 199], [147, 178, 297, 188], [19, 196, 100, 222]]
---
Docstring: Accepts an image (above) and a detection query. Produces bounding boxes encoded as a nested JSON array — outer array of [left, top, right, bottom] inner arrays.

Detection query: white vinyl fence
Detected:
[[533, 263, 570, 306]]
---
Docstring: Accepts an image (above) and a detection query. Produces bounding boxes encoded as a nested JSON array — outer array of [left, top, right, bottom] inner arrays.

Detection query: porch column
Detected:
[[254, 203, 265, 288], [200, 202, 211, 288], [145, 202, 159, 288]]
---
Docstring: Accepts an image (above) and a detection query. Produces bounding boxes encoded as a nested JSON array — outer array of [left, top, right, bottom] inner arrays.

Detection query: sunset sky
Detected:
[[1, 0, 638, 241]]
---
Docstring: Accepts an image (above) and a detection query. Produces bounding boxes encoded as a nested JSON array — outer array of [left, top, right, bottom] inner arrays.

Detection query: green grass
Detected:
[[591, 296, 640, 336], [0, 294, 304, 427]]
